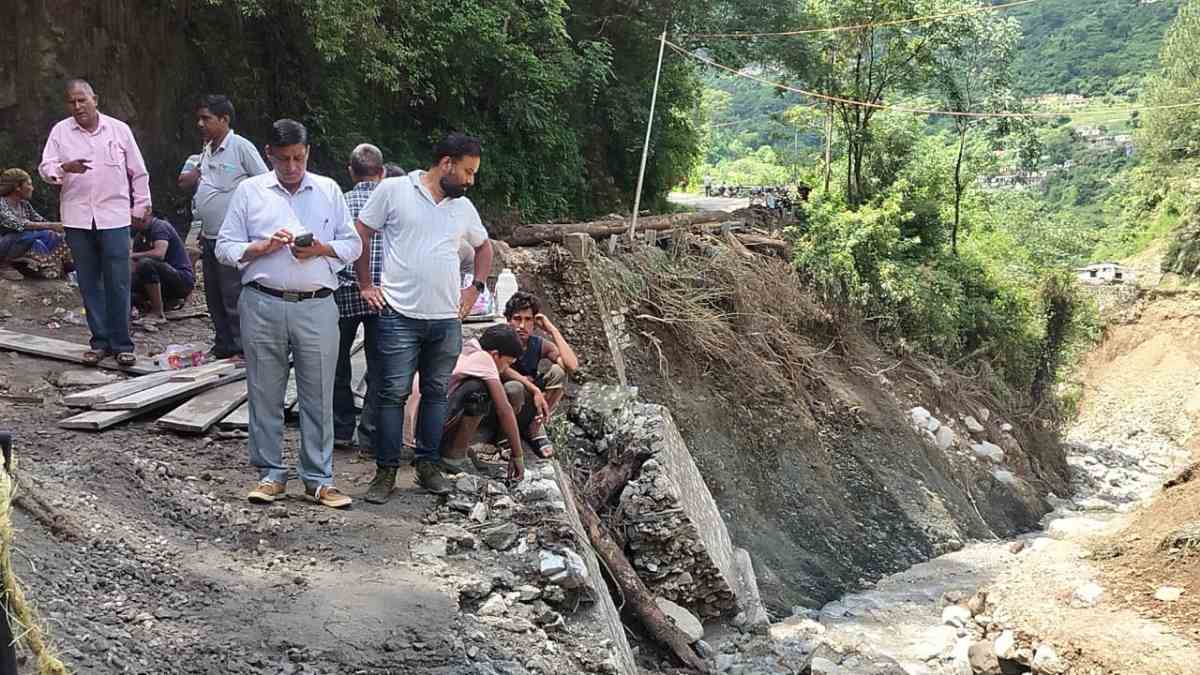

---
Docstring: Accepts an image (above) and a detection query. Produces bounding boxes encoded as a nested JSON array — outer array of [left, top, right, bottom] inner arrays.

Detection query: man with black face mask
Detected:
[[353, 133, 499, 502]]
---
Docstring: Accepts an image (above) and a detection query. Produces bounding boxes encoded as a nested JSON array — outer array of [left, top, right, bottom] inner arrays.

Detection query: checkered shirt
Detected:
[[335, 181, 384, 318]]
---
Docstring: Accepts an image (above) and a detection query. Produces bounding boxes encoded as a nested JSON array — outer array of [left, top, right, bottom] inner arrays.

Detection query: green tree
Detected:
[[928, 4, 1023, 253], [799, 0, 963, 207], [1141, 0, 1200, 161]]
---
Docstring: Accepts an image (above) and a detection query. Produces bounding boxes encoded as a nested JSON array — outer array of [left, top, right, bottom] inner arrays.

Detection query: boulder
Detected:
[[1031, 643, 1065, 674], [963, 415, 985, 435], [768, 615, 825, 642], [993, 630, 1016, 660], [655, 597, 704, 642], [971, 442, 1004, 463], [478, 594, 509, 617], [539, 551, 567, 577], [1154, 586, 1184, 602], [942, 604, 973, 628], [910, 407, 933, 429], [935, 426, 957, 450], [968, 640, 1000, 675], [481, 522, 520, 551], [1070, 582, 1104, 608]]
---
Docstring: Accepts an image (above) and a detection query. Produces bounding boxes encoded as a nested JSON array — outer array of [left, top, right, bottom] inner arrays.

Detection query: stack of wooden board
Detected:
[[60, 358, 247, 432], [0, 328, 366, 434]]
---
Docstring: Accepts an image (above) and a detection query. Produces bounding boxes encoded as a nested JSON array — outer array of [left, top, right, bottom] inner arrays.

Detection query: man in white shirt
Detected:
[[216, 119, 362, 509], [354, 133, 497, 502]]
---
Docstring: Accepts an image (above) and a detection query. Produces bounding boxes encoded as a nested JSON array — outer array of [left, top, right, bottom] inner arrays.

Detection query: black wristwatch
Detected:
[[472, 280, 485, 293]]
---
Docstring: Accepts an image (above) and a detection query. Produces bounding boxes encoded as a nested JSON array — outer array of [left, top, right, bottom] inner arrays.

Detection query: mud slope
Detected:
[[516, 243, 1068, 612]]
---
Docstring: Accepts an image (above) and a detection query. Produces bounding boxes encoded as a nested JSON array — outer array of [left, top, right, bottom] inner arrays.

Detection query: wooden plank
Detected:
[[350, 348, 368, 398], [62, 370, 177, 408], [164, 308, 208, 321], [0, 329, 158, 374], [168, 359, 238, 382], [93, 374, 231, 411], [156, 380, 248, 433], [59, 388, 211, 431], [284, 369, 298, 411], [220, 401, 250, 429]]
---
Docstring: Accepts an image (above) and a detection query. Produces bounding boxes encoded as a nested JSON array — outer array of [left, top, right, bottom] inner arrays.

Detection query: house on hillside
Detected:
[[1076, 262, 1135, 285]]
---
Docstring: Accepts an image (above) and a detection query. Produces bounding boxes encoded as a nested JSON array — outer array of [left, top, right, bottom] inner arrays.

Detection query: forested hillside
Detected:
[[1009, 0, 1181, 96]]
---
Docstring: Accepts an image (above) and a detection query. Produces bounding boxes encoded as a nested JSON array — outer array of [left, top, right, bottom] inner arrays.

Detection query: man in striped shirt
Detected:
[[333, 144, 386, 451]]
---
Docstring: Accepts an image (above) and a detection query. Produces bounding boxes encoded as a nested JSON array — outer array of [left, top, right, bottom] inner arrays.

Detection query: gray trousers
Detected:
[[201, 237, 243, 356], [240, 286, 339, 489]]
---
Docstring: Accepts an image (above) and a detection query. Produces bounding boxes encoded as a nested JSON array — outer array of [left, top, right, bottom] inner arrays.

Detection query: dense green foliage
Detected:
[[182, 0, 794, 222], [1009, 0, 1182, 96]]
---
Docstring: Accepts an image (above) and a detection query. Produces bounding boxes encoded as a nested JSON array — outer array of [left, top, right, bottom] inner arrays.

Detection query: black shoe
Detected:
[[414, 461, 453, 496], [364, 466, 397, 504]]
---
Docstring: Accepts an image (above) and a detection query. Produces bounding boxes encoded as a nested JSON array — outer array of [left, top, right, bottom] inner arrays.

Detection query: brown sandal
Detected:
[[115, 352, 137, 367], [81, 349, 106, 366]]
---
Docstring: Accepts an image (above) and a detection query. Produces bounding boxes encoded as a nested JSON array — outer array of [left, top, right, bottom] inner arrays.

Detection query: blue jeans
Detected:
[[375, 310, 462, 467], [64, 225, 133, 354], [333, 314, 379, 445], [14, 230, 63, 256]]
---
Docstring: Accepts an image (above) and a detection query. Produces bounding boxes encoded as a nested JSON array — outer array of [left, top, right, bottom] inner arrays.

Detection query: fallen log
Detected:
[[575, 492, 710, 673], [583, 449, 645, 515], [508, 211, 730, 246]]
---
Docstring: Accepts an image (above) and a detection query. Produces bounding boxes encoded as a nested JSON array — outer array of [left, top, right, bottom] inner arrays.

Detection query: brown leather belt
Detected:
[[247, 281, 333, 302]]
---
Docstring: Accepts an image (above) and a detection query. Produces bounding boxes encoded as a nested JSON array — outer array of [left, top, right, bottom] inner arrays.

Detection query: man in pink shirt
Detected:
[[39, 79, 150, 367]]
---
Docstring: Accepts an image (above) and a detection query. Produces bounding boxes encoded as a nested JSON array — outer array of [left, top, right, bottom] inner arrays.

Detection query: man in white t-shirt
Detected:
[[354, 133, 494, 501]]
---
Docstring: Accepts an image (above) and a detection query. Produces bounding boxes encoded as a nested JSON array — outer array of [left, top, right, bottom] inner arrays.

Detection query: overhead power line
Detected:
[[684, 0, 1039, 39], [667, 40, 1200, 120]]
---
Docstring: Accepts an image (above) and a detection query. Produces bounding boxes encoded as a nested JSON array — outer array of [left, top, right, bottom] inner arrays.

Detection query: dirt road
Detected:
[[0, 272, 524, 674], [667, 191, 747, 213]]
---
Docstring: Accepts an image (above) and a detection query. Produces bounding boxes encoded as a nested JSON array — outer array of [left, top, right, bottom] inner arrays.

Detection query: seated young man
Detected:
[[501, 292, 579, 458], [130, 207, 195, 322], [438, 324, 528, 483]]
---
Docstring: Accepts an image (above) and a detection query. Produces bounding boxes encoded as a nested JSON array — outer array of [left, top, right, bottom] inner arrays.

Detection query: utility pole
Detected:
[[629, 29, 668, 243], [823, 45, 835, 194], [824, 102, 833, 193]]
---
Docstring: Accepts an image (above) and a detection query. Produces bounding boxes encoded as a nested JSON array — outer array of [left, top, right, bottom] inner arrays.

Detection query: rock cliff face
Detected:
[[1, 2, 253, 218]]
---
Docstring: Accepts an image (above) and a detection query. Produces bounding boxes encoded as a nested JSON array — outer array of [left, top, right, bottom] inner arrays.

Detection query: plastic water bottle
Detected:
[[495, 268, 518, 317]]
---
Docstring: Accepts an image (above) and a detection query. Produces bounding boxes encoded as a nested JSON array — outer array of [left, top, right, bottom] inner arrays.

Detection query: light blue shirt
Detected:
[[357, 170, 488, 320], [215, 171, 361, 292], [194, 131, 269, 238]]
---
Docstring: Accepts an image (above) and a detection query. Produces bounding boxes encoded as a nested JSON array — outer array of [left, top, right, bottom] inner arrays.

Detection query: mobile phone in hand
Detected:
[[293, 233, 314, 247]]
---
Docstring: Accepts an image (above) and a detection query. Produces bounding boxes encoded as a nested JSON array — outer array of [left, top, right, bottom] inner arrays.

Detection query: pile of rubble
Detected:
[[410, 458, 630, 674]]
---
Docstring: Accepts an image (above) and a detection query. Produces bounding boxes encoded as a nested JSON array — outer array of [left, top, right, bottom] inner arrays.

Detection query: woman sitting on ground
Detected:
[[0, 168, 71, 279]]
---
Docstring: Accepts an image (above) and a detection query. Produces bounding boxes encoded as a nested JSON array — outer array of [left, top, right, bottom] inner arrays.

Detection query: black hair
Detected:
[[479, 324, 524, 358], [349, 143, 384, 180], [432, 132, 482, 163], [384, 163, 405, 177], [269, 119, 308, 147], [503, 291, 541, 320], [198, 94, 235, 122]]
